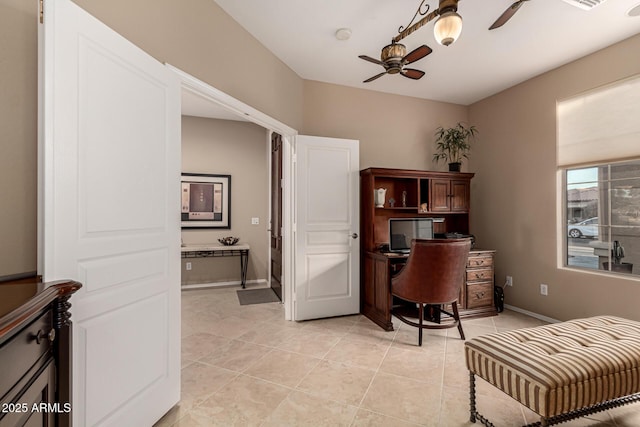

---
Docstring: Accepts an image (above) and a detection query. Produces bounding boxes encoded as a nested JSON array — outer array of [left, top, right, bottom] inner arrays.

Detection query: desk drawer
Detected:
[[466, 282, 493, 309], [467, 255, 493, 269], [0, 310, 53, 400], [466, 268, 493, 282]]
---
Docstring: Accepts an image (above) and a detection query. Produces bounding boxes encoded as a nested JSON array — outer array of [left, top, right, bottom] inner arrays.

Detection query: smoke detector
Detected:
[[335, 28, 352, 41], [561, 0, 608, 10]]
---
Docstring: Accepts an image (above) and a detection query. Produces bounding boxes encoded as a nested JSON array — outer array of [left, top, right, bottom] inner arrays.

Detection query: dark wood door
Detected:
[[270, 132, 283, 300]]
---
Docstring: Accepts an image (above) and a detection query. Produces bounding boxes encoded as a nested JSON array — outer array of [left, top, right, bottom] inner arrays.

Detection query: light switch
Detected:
[[251, 217, 259, 225]]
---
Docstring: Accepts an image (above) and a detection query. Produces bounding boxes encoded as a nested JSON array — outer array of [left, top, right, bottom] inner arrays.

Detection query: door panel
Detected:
[[430, 179, 451, 212], [40, 0, 180, 425], [270, 132, 283, 300], [451, 180, 470, 212], [294, 136, 359, 320], [306, 253, 351, 297], [82, 294, 168, 426]]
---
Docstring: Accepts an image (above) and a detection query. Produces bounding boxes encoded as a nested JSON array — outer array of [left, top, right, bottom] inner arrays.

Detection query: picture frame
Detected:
[[181, 173, 231, 229]]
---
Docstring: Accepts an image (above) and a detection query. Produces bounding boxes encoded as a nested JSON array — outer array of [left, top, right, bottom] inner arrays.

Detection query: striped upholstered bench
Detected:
[[465, 316, 640, 426]]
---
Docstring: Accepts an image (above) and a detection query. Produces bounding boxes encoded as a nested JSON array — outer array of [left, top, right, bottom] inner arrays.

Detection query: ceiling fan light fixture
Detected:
[[381, 43, 407, 62], [434, 11, 462, 46]]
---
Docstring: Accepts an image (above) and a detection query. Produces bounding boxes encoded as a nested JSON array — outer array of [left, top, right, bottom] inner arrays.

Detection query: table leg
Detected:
[[240, 250, 248, 288]]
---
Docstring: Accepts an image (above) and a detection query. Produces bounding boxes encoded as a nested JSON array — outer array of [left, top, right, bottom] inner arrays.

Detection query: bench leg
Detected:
[[469, 372, 498, 427], [469, 371, 477, 423]]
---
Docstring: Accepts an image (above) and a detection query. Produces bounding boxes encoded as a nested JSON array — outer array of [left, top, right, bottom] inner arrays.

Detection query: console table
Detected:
[[181, 244, 250, 288]]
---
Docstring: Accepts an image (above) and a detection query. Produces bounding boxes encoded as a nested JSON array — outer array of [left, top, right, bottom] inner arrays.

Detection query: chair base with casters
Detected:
[[392, 301, 465, 346], [389, 238, 471, 347]]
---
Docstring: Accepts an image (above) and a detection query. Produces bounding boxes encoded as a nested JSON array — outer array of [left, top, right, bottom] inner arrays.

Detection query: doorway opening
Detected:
[[171, 65, 296, 320]]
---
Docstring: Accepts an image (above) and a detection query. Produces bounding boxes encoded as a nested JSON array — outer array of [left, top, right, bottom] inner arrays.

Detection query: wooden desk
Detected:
[[181, 244, 250, 288], [361, 249, 497, 331]]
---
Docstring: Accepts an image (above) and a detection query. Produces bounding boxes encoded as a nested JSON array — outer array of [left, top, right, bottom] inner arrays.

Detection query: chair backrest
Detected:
[[391, 238, 471, 304]]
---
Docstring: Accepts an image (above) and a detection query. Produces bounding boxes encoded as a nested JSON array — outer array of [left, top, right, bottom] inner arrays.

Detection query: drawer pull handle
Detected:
[[35, 328, 56, 344], [476, 292, 485, 299]]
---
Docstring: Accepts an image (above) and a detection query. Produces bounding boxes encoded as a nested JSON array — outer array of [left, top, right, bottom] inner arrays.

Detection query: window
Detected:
[[565, 160, 640, 276], [558, 74, 640, 277]]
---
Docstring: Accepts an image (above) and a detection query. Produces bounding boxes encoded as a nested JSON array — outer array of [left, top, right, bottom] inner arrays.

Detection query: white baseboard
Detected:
[[181, 279, 268, 290], [504, 304, 560, 324]]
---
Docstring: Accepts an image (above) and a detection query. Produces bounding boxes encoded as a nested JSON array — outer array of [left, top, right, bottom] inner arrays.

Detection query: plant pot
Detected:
[[448, 162, 461, 172], [602, 262, 633, 274]]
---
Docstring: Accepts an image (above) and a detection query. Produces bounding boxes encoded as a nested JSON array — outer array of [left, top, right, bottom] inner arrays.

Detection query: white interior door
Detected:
[[39, 0, 181, 425], [294, 136, 359, 320]]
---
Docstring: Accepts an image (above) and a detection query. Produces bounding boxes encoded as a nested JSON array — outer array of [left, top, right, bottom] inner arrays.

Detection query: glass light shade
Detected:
[[434, 11, 463, 46]]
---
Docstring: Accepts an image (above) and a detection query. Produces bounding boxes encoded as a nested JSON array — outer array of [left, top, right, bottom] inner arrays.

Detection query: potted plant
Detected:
[[603, 240, 633, 273], [433, 122, 478, 172]]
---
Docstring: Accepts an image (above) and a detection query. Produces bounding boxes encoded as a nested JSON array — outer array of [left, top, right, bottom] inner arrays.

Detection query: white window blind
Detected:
[[557, 74, 640, 167]]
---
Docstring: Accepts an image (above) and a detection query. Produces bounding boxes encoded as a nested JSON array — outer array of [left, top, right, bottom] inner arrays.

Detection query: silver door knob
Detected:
[[351, 233, 358, 239]]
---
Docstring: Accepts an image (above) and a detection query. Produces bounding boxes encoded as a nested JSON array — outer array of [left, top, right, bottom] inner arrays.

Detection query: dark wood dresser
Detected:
[[0, 277, 81, 427]]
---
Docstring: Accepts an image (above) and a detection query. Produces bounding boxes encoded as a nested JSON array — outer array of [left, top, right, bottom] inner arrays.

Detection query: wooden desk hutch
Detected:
[[360, 167, 497, 331]]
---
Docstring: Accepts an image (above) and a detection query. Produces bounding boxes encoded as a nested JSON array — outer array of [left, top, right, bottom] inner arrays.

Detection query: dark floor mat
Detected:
[[236, 288, 280, 305]]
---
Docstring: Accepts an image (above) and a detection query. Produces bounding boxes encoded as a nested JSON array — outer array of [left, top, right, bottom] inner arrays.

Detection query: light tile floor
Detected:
[[155, 286, 640, 426]]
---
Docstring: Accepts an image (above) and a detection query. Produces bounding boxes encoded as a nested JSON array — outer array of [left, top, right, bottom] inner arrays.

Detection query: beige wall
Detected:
[[4, 0, 639, 322], [469, 34, 640, 322], [0, 0, 467, 279], [181, 116, 269, 285], [302, 81, 468, 171], [0, 0, 38, 278], [0, 0, 302, 278], [72, 0, 304, 130]]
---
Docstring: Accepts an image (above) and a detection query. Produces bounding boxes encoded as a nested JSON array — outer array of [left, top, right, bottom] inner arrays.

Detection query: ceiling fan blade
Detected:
[[489, 0, 528, 30], [403, 45, 432, 65], [363, 72, 387, 83], [359, 55, 385, 66], [401, 68, 425, 80]]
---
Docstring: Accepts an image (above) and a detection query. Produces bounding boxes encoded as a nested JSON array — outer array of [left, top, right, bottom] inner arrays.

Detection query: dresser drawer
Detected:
[[466, 282, 493, 309], [466, 268, 493, 282], [467, 255, 493, 268], [0, 310, 53, 400]]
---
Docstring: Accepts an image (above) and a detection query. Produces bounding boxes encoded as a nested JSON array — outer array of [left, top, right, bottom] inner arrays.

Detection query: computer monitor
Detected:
[[388, 218, 434, 253]]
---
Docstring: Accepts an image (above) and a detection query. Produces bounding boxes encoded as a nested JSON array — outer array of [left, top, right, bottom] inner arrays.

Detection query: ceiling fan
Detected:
[[490, 0, 607, 30], [489, 0, 530, 30], [358, 42, 432, 83]]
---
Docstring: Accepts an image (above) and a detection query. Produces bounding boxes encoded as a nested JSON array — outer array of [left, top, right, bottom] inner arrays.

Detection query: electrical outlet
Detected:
[[506, 276, 513, 286], [186, 262, 192, 271], [251, 217, 259, 225], [540, 283, 548, 296]]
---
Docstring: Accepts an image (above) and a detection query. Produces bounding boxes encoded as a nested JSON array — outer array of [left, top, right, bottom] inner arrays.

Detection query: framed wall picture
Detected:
[[181, 173, 231, 228]]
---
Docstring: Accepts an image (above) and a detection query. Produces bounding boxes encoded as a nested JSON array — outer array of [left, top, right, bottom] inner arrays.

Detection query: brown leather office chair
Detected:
[[391, 238, 471, 346]]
